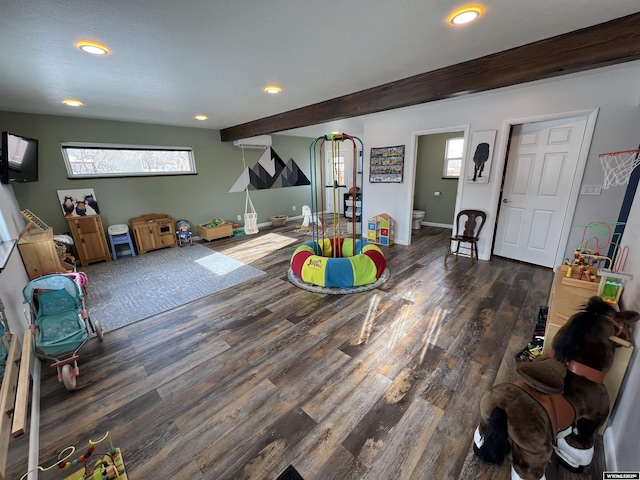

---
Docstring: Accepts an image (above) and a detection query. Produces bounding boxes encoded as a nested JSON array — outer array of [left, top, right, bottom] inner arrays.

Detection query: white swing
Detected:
[[244, 188, 259, 235], [241, 145, 259, 235]]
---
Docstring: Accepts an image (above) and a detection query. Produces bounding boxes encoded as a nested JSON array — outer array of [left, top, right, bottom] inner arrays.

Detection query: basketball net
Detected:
[[599, 150, 640, 189]]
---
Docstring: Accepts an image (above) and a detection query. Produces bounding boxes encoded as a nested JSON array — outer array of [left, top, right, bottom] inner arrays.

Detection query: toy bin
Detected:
[[197, 220, 233, 241]]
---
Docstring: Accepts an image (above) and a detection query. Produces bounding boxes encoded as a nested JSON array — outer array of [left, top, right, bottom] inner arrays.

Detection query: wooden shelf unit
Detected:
[[67, 215, 111, 267], [129, 213, 177, 254], [17, 227, 74, 280]]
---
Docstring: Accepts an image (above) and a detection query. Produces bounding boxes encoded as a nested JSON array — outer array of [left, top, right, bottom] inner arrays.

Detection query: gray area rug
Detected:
[[80, 244, 266, 332]]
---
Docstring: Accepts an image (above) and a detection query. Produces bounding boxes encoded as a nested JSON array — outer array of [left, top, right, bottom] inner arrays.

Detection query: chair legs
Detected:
[[444, 240, 478, 265]]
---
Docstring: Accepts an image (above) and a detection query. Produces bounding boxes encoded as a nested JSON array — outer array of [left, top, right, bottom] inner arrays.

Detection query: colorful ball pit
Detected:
[[290, 237, 386, 288]]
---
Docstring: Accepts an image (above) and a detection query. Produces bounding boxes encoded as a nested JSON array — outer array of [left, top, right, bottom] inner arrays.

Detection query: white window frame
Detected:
[[61, 142, 197, 178], [443, 137, 464, 178]]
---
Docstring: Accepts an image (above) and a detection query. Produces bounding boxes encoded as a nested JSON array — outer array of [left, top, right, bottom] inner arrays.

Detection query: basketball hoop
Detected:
[[599, 149, 640, 189]]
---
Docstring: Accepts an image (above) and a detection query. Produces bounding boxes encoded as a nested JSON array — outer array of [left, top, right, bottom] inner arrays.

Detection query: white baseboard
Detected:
[[603, 428, 617, 471], [422, 221, 453, 229]]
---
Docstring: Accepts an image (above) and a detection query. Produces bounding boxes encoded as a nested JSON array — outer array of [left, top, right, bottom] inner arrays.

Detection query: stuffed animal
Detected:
[[473, 296, 639, 480], [301, 205, 322, 228]]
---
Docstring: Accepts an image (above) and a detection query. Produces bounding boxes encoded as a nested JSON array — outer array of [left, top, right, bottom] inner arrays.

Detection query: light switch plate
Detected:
[[580, 184, 602, 195]]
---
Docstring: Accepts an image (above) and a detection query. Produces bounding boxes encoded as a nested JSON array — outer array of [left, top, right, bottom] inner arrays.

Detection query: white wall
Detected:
[[0, 183, 30, 333], [361, 61, 640, 256], [604, 186, 640, 471]]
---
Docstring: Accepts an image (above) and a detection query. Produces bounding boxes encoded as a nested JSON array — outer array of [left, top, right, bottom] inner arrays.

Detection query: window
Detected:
[[61, 143, 197, 178], [443, 137, 464, 178]]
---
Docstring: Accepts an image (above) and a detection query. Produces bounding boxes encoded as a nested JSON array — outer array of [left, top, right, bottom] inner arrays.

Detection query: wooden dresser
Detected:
[[129, 214, 177, 254], [66, 215, 111, 267]]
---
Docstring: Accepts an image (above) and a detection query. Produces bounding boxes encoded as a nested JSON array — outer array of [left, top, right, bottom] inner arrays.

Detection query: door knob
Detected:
[[502, 198, 511, 203]]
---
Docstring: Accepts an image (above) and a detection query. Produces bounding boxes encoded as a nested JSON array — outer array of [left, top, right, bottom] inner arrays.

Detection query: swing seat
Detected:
[[244, 190, 259, 235]]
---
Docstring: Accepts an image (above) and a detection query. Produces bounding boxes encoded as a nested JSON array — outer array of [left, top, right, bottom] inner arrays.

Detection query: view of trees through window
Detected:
[[444, 137, 464, 178], [61, 143, 196, 177]]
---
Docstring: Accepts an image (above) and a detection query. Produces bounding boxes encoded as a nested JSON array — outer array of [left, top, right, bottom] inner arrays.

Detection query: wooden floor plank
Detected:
[[7, 224, 603, 480]]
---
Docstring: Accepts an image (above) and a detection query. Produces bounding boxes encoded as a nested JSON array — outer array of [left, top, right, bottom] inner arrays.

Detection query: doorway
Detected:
[[413, 128, 466, 229], [493, 111, 597, 268], [323, 145, 360, 215]]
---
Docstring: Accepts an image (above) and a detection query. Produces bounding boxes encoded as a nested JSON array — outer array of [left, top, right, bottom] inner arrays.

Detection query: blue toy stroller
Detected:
[[22, 273, 103, 391], [0, 298, 11, 379]]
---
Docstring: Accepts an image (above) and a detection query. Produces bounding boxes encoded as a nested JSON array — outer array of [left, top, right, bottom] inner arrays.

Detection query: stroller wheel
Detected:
[[61, 364, 77, 391], [94, 320, 104, 341]]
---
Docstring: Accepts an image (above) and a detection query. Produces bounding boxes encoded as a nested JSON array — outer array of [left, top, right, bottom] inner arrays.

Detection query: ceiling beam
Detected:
[[220, 12, 640, 142]]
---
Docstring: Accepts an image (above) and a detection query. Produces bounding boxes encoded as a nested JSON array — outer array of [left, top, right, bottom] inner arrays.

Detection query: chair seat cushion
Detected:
[[451, 235, 478, 242]]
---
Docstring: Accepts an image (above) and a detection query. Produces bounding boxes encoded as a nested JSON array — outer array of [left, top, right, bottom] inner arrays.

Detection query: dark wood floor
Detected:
[[6, 224, 607, 479]]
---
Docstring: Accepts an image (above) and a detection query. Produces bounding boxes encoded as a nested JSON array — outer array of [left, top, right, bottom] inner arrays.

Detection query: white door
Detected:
[[324, 146, 355, 214], [494, 117, 588, 267]]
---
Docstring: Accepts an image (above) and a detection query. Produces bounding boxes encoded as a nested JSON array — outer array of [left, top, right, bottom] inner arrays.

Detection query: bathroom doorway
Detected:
[[413, 129, 466, 230]]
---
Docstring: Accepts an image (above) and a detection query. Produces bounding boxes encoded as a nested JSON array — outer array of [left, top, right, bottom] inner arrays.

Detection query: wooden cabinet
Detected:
[[129, 214, 177, 254], [67, 215, 111, 267], [18, 228, 75, 280], [543, 265, 633, 433]]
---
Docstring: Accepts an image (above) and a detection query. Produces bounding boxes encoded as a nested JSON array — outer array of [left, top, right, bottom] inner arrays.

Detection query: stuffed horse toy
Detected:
[[473, 296, 639, 480]]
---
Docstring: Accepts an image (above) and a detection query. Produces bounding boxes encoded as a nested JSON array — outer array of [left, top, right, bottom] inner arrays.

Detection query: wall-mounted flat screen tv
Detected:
[[1, 131, 39, 184]]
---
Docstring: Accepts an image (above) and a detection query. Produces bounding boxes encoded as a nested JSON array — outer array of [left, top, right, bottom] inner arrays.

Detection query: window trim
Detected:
[[61, 142, 197, 179]]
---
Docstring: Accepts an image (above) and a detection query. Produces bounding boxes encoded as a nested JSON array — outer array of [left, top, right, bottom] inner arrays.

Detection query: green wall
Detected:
[[415, 132, 461, 225], [0, 111, 314, 236]]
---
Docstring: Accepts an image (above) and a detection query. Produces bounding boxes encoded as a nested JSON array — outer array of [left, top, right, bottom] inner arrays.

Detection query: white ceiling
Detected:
[[1, 1, 639, 138]]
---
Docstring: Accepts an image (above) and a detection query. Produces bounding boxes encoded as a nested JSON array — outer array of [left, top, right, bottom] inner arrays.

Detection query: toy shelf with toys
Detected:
[[367, 213, 394, 246]]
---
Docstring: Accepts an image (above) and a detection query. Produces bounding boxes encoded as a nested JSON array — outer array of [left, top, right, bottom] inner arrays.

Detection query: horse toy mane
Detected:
[[553, 296, 616, 363], [552, 296, 634, 374]]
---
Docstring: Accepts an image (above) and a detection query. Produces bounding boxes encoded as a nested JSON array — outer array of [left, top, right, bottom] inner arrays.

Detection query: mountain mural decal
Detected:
[[229, 147, 310, 192]]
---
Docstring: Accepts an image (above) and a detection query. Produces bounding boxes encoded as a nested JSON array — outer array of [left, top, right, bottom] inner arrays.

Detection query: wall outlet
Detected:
[[237, 214, 242, 221], [292, 205, 296, 211]]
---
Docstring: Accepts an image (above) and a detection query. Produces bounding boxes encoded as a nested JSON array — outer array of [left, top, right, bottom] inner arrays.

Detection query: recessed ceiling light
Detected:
[[448, 6, 483, 25], [75, 40, 111, 55], [264, 86, 282, 94], [194, 115, 208, 121], [62, 99, 84, 107]]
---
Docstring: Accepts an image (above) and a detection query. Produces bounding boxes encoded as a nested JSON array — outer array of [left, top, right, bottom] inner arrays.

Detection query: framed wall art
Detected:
[[57, 188, 100, 218], [467, 130, 497, 184], [369, 145, 405, 183]]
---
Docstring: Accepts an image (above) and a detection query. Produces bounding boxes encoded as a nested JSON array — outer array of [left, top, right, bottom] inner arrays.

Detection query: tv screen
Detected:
[[1, 131, 39, 184]]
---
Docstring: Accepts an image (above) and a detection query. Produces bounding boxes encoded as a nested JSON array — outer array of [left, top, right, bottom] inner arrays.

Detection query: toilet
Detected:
[[412, 210, 426, 229]]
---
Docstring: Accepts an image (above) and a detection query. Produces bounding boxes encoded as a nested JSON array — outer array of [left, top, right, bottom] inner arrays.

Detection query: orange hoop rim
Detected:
[[598, 149, 640, 157]]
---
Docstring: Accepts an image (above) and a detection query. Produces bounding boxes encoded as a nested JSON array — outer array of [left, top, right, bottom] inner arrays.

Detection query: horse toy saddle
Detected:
[[513, 359, 575, 437]]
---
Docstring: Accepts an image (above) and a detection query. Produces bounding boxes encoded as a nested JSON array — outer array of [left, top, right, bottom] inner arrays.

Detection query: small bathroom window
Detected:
[[443, 137, 464, 178]]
